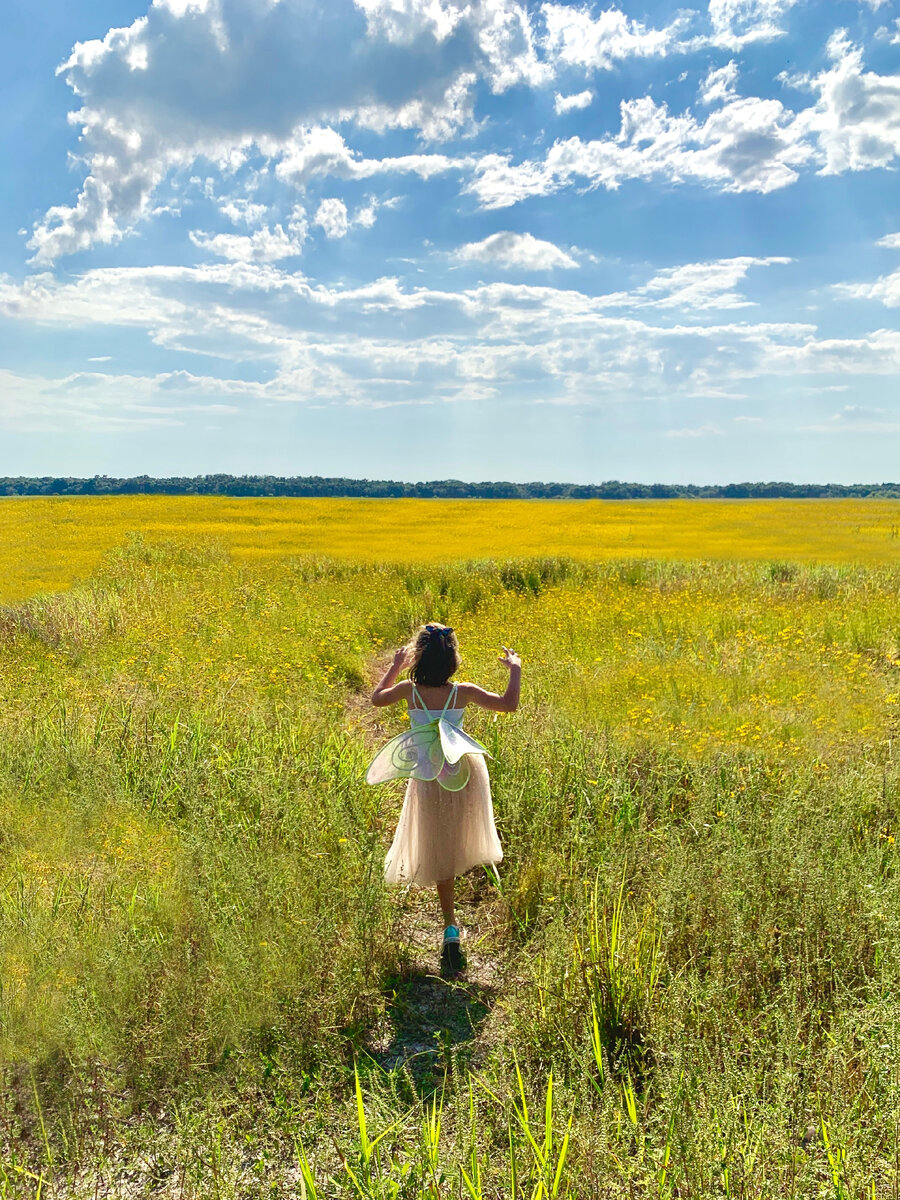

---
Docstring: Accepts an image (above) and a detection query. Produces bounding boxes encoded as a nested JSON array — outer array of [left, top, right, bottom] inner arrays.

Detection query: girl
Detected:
[[368, 623, 521, 972]]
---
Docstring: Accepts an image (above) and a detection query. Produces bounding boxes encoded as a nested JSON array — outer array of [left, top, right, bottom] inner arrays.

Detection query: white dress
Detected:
[[380, 684, 503, 886]]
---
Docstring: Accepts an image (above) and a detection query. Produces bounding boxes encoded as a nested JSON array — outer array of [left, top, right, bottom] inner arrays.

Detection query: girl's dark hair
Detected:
[[407, 623, 460, 687]]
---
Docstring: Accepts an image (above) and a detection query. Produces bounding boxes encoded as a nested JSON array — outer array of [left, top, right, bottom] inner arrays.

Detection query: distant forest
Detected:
[[3, 476, 900, 499]]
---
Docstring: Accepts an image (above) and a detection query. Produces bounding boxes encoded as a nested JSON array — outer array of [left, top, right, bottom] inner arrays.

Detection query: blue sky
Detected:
[[2, 0, 900, 483]]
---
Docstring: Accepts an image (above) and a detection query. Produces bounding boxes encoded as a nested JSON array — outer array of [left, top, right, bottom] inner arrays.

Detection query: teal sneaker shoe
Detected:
[[440, 924, 465, 974]]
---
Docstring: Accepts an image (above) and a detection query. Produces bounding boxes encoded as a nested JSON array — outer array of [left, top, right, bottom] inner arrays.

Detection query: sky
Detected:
[[1, 0, 900, 484]]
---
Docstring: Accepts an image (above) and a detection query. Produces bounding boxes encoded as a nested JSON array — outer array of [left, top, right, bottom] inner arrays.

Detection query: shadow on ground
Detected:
[[367, 966, 498, 1097]]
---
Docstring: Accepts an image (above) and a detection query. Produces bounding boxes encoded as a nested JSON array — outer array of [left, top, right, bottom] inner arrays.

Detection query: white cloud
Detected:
[[833, 229, 900, 307], [469, 89, 813, 207], [616, 256, 791, 310], [273, 126, 460, 187], [472, 0, 549, 92], [27, 1, 900, 265], [26, 0, 516, 262], [470, 38, 900, 208], [554, 90, 593, 115], [794, 33, 900, 175], [835, 267, 900, 307], [543, 3, 693, 70], [699, 61, 739, 105], [356, 0, 548, 92], [219, 198, 269, 226], [354, 0, 464, 43], [356, 203, 378, 229], [707, 0, 799, 48], [454, 231, 579, 270], [0, 365, 241, 433], [352, 71, 480, 140], [765, 329, 900, 375], [315, 198, 350, 239], [189, 222, 306, 262], [4, 259, 900, 432]]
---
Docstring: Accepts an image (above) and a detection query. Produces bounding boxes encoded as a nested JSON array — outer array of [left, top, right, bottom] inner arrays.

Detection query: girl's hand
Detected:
[[499, 646, 521, 670], [391, 646, 409, 671]]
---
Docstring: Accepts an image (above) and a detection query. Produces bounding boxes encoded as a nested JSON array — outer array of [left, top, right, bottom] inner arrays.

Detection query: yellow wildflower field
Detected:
[[3, 507, 900, 1189], [2, 494, 900, 603]]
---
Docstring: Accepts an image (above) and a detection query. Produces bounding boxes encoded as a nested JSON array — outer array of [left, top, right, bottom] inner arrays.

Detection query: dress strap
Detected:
[[440, 683, 458, 716], [410, 682, 426, 711]]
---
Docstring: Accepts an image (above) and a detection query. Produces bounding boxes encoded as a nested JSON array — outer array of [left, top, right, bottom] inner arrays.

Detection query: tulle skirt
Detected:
[[384, 754, 503, 886]]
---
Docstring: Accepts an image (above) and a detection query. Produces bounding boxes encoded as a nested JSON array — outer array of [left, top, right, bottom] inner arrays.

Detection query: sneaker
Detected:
[[440, 925, 465, 974]]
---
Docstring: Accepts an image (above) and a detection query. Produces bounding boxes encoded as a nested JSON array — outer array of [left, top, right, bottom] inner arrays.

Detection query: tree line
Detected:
[[2, 475, 900, 499]]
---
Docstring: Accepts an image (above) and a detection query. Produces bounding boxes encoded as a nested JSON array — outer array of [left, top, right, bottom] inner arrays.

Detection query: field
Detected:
[[1, 499, 900, 1197], [4, 495, 900, 602]]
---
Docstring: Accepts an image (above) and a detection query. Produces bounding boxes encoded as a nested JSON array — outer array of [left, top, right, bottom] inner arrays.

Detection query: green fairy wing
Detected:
[[437, 719, 490, 765], [365, 720, 444, 785], [365, 717, 491, 790]]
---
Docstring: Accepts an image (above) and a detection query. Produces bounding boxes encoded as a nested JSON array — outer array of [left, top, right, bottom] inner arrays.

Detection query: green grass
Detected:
[[1, 537, 900, 1196]]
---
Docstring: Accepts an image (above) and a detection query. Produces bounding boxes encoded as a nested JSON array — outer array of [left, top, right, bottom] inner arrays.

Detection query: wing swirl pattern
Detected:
[[366, 717, 489, 790]]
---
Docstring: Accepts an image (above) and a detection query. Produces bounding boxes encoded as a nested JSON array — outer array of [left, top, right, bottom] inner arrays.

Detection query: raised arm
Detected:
[[460, 647, 521, 713], [371, 647, 413, 707]]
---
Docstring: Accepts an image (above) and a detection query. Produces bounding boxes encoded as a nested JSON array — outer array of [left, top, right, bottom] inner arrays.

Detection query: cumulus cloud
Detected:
[[795, 32, 900, 175], [354, 0, 465, 44], [554, 90, 593, 115], [469, 38, 900, 208], [219, 198, 269, 226], [356, 0, 548, 91], [190, 220, 307, 262], [707, 0, 799, 48], [835, 268, 900, 307], [26, 0, 536, 262], [26, 0, 900, 263], [315, 198, 350, 239], [542, 3, 693, 70], [309, 196, 381, 238], [454, 231, 578, 270], [833, 227, 900, 307], [469, 89, 813, 206], [699, 61, 739, 105], [273, 126, 460, 188]]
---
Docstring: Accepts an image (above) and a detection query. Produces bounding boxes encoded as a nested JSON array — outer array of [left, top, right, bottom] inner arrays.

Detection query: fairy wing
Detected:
[[365, 721, 444, 785], [438, 719, 490, 765]]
